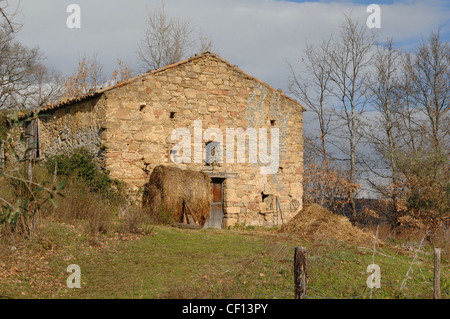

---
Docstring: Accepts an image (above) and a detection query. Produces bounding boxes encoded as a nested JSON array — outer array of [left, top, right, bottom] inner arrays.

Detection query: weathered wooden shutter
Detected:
[[25, 119, 39, 160]]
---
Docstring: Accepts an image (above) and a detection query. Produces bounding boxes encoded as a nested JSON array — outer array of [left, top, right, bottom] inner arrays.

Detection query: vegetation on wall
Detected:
[[0, 110, 65, 238], [44, 147, 127, 205]]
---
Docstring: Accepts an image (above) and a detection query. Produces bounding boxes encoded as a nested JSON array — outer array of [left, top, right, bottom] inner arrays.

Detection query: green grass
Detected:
[[0, 221, 448, 299]]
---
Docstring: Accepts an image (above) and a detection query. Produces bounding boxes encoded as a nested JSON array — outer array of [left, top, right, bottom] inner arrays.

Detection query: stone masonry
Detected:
[[35, 52, 306, 227]]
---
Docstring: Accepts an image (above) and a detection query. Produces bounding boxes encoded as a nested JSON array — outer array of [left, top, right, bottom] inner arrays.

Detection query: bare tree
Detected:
[[0, 23, 43, 110], [0, 1, 65, 110], [0, 0, 21, 32], [198, 29, 216, 53], [288, 15, 376, 218], [110, 58, 135, 85], [32, 65, 65, 107], [63, 53, 105, 98], [289, 14, 448, 227], [395, 65, 421, 155], [362, 38, 403, 224], [288, 38, 334, 205], [137, 1, 214, 72], [325, 15, 377, 221], [402, 30, 449, 149], [392, 31, 450, 225], [363, 31, 449, 228], [289, 38, 333, 166]]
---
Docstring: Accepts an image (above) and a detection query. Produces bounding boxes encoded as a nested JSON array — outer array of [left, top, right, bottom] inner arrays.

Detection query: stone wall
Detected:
[[101, 54, 304, 227], [38, 95, 107, 161], [37, 53, 304, 227]]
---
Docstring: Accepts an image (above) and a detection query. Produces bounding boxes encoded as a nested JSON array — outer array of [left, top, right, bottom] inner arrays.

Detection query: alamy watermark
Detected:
[[66, 4, 81, 29], [366, 4, 381, 29], [366, 264, 381, 289], [65, 4, 379, 30], [169, 120, 280, 175], [66, 264, 81, 288]]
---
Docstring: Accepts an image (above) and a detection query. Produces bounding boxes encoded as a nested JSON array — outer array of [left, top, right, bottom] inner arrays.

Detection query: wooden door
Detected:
[[204, 178, 224, 228]]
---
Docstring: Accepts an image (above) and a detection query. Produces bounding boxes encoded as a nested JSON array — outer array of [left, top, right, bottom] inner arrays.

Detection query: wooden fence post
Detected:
[[434, 247, 441, 299], [294, 247, 307, 299], [27, 160, 33, 183]]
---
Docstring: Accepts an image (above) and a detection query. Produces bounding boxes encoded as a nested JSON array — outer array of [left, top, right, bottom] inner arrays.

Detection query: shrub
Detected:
[[118, 206, 151, 235], [45, 148, 127, 205], [0, 109, 65, 239], [302, 161, 360, 216], [394, 147, 450, 231]]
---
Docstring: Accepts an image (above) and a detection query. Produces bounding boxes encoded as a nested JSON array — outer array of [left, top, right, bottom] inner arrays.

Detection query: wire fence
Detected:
[[235, 233, 445, 299]]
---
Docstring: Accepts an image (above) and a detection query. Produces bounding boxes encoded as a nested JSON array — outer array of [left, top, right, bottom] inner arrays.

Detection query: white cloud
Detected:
[[14, 0, 448, 93]]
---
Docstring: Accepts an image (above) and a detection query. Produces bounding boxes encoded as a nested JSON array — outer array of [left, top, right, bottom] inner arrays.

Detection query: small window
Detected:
[[170, 112, 176, 119], [205, 141, 220, 166], [169, 149, 178, 163], [270, 120, 276, 126]]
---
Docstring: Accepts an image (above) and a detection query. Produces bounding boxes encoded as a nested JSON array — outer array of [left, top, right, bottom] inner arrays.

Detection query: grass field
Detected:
[[1, 220, 448, 299]]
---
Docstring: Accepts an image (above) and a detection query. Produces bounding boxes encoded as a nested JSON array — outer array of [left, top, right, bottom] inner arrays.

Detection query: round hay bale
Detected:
[[281, 203, 376, 245], [142, 165, 211, 226]]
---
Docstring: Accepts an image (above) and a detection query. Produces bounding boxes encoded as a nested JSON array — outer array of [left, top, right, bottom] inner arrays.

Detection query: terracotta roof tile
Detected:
[[28, 51, 305, 117]]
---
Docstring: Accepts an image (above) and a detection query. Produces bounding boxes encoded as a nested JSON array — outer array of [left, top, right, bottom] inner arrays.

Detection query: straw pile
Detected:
[[142, 165, 211, 226], [281, 204, 375, 246]]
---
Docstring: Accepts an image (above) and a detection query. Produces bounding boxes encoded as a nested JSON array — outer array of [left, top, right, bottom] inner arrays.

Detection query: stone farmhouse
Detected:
[[26, 52, 306, 228]]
